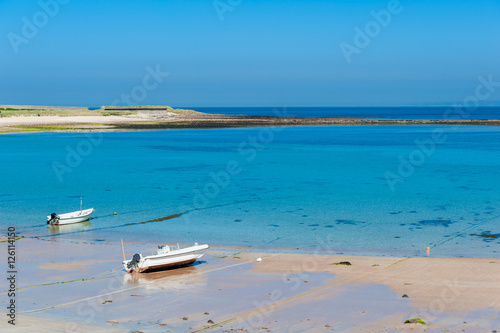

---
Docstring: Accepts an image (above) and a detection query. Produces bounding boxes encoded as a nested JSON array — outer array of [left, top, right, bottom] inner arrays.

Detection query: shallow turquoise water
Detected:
[[1, 125, 499, 257]]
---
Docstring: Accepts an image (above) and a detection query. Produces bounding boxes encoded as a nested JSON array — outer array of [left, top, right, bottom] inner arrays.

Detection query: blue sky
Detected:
[[1, 0, 499, 107]]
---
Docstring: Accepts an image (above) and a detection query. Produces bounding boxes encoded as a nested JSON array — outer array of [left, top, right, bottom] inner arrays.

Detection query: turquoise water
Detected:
[[1, 125, 499, 257]]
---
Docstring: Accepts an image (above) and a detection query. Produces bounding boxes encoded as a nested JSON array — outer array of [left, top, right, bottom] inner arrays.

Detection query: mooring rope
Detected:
[[17, 257, 262, 314], [0, 267, 123, 294]]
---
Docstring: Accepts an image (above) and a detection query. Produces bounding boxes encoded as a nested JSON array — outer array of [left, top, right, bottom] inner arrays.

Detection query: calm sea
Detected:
[[182, 106, 500, 120], [1, 125, 499, 257]]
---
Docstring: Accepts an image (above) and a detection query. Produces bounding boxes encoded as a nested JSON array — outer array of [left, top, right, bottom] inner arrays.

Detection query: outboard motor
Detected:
[[47, 213, 59, 225], [127, 253, 141, 270]]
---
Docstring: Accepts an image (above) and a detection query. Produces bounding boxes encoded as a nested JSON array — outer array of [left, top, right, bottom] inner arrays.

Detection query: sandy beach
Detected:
[[1, 237, 499, 332]]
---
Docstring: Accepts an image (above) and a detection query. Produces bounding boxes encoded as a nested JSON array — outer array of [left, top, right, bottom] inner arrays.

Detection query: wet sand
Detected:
[[1, 114, 500, 134], [1, 237, 499, 332]]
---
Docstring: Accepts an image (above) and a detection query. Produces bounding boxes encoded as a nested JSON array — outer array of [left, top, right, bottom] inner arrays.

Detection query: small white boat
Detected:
[[123, 243, 209, 273], [47, 208, 95, 225], [47, 196, 94, 225]]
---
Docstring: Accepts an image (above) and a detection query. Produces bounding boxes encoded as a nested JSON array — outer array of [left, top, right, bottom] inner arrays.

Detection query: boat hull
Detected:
[[123, 244, 208, 273], [47, 208, 95, 225], [137, 258, 197, 273]]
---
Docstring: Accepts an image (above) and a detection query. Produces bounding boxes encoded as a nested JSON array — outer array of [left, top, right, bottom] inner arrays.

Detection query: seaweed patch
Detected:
[[418, 219, 454, 227], [470, 231, 500, 242], [332, 261, 352, 266], [336, 219, 363, 225], [126, 213, 183, 225]]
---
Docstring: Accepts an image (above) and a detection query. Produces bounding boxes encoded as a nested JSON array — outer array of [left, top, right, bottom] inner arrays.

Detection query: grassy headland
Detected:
[[0, 105, 199, 118]]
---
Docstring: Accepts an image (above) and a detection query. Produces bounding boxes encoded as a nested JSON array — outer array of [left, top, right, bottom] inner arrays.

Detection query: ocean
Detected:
[[1, 124, 499, 258], [183, 106, 500, 120]]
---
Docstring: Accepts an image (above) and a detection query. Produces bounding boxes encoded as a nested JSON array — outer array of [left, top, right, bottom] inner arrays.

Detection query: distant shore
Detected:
[[1, 112, 500, 134]]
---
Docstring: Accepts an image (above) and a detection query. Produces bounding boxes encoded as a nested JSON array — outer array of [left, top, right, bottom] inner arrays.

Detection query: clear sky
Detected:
[[1, 0, 499, 107]]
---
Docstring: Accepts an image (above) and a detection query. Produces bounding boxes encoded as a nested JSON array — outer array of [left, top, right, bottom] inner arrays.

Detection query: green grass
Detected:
[[0, 109, 96, 117], [17, 126, 75, 131], [0, 129, 35, 134], [102, 105, 201, 115], [125, 121, 164, 125], [404, 318, 427, 325], [0, 106, 198, 117], [0, 108, 140, 118], [100, 111, 135, 116], [0, 236, 25, 243], [331, 261, 352, 266], [0, 109, 136, 117], [170, 108, 202, 115], [15, 124, 111, 132], [1, 108, 45, 111]]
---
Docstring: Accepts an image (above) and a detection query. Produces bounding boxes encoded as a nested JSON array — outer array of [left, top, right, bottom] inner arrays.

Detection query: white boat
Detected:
[[123, 243, 209, 273], [47, 196, 95, 225], [47, 208, 95, 225]]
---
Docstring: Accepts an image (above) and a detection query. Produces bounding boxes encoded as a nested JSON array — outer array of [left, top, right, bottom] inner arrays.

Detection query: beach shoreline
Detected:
[[1, 237, 499, 332], [1, 113, 500, 134]]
